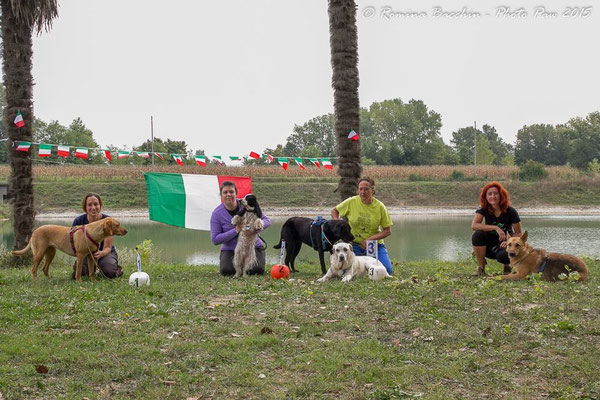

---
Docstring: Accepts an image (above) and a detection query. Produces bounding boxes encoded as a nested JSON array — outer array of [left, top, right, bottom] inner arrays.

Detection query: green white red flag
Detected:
[[277, 157, 288, 171], [211, 156, 224, 166], [172, 154, 184, 166], [308, 158, 321, 168], [75, 148, 88, 159], [38, 144, 52, 157], [322, 158, 333, 170], [57, 145, 70, 157], [144, 172, 252, 231], [195, 155, 207, 167], [229, 156, 241, 161], [249, 151, 261, 159], [14, 111, 25, 128], [293, 157, 306, 170], [154, 152, 164, 160], [16, 141, 31, 152], [348, 129, 359, 141], [118, 151, 130, 159], [136, 152, 150, 158], [103, 150, 112, 162]]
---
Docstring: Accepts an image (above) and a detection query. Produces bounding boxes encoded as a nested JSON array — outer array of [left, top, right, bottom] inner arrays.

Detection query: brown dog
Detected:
[[12, 217, 128, 281], [503, 231, 589, 281]]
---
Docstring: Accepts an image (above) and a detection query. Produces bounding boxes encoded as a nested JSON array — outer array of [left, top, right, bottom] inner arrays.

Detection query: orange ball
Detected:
[[271, 264, 290, 279]]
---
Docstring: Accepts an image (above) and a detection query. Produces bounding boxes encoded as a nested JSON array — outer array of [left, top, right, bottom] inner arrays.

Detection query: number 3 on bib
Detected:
[[366, 240, 378, 259]]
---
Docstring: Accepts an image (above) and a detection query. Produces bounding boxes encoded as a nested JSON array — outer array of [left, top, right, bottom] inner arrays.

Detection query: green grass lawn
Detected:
[[1, 258, 599, 399]]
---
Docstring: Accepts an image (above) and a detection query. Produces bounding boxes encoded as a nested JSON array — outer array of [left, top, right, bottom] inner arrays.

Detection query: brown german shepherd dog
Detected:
[[503, 231, 589, 281]]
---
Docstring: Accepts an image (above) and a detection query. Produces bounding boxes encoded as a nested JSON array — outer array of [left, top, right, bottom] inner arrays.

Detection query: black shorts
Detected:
[[471, 230, 510, 265]]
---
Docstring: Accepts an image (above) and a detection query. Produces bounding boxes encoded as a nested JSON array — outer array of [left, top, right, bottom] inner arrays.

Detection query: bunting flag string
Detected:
[[9, 140, 339, 171]]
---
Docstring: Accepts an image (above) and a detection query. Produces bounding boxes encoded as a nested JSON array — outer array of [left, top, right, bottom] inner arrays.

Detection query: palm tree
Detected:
[[328, 0, 362, 200], [1, 0, 58, 250]]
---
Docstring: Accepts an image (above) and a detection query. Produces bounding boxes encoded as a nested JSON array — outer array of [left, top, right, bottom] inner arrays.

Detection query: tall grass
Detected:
[[0, 164, 586, 182]]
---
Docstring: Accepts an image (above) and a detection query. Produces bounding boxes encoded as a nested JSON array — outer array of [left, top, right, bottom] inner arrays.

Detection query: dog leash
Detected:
[[83, 225, 103, 278], [309, 217, 332, 251]]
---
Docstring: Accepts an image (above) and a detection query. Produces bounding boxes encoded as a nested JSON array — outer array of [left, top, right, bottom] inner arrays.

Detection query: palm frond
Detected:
[[8, 0, 59, 33]]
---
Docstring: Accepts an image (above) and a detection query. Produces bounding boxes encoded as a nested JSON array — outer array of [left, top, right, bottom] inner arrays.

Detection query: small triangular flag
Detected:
[[348, 129, 359, 141], [14, 111, 25, 128]]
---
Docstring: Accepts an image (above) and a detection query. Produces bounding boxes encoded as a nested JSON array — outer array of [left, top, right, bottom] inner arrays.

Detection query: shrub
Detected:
[[519, 160, 549, 181], [588, 158, 600, 175], [449, 169, 465, 181]]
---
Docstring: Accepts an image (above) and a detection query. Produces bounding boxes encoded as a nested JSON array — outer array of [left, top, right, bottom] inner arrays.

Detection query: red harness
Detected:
[[69, 225, 101, 254]]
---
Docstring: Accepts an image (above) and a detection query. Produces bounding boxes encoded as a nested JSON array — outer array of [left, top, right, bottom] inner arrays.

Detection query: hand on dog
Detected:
[[499, 241, 508, 249], [496, 227, 506, 242], [93, 249, 109, 260]]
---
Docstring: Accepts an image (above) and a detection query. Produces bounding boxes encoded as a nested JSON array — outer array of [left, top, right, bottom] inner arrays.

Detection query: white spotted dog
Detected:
[[318, 241, 388, 282], [231, 194, 264, 277]]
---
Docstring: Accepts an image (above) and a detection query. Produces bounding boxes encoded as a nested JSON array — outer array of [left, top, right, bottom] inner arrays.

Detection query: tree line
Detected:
[[276, 98, 600, 169]]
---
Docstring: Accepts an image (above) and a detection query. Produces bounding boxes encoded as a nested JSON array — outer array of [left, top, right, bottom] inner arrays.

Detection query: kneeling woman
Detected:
[[331, 177, 394, 275], [210, 181, 271, 276], [471, 181, 522, 276], [72, 192, 123, 279]]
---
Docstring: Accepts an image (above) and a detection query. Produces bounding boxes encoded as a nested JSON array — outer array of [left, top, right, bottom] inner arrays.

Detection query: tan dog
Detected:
[[12, 217, 128, 281], [503, 231, 589, 281]]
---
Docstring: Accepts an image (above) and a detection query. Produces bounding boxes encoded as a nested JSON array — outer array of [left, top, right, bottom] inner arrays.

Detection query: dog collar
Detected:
[[69, 225, 101, 254], [538, 255, 549, 273]]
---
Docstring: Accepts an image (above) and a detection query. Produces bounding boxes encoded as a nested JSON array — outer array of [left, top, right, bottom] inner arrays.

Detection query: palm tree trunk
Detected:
[[328, 0, 362, 200], [1, 0, 36, 250]]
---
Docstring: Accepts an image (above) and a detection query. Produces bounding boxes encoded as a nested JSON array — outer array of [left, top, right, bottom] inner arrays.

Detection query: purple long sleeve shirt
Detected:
[[210, 202, 271, 251]]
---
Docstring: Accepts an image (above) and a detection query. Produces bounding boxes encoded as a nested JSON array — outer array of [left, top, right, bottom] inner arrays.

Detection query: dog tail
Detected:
[[12, 240, 32, 256], [273, 237, 282, 249]]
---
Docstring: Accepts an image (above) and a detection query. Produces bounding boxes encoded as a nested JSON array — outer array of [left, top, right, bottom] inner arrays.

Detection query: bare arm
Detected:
[[331, 208, 340, 220], [95, 236, 113, 259], [361, 226, 392, 249]]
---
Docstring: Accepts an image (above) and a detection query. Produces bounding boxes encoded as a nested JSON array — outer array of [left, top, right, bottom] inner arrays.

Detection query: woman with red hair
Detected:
[[471, 181, 522, 276]]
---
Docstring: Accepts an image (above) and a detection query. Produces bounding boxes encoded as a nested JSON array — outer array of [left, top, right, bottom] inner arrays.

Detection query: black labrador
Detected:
[[273, 217, 354, 274]]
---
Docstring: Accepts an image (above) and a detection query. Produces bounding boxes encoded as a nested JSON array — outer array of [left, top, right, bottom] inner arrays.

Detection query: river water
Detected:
[[2, 215, 599, 265]]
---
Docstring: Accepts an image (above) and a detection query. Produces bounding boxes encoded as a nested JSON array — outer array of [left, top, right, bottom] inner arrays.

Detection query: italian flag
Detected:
[[308, 158, 321, 168], [118, 151, 130, 159], [172, 154, 184, 166], [348, 129, 360, 141], [195, 155, 207, 167], [136, 152, 150, 158], [277, 157, 288, 171], [322, 158, 333, 170], [38, 144, 52, 157], [265, 154, 274, 163], [211, 155, 224, 166], [75, 147, 88, 159], [294, 157, 306, 170], [57, 145, 70, 157], [14, 111, 25, 128], [154, 152, 164, 160], [103, 150, 112, 162], [249, 151, 261, 159], [16, 141, 31, 152], [229, 156, 241, 161], [144, 173, 252, 231]]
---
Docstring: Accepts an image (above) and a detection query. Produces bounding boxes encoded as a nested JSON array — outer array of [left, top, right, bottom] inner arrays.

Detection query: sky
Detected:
[[32, 0, 600, 156]]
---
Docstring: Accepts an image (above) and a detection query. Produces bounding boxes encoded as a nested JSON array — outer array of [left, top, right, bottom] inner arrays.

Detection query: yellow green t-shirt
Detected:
[[335, 196, 393, 244]]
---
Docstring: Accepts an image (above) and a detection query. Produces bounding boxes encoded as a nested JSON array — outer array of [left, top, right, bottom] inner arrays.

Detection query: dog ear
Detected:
[[521, 230, 528, 243], [103, 218, 114, 236], [253, 199, 262, 218]]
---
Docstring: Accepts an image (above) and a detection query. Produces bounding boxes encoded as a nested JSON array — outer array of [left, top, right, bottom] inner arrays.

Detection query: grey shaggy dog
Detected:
[[231, 194, 263, 277]]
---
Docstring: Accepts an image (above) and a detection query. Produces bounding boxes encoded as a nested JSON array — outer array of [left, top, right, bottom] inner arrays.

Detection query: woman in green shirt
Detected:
[[331, 177, 394, 274]]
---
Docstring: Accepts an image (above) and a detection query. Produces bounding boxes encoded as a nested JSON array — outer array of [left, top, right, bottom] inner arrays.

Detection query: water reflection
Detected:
[[1, 215, 599, 265]]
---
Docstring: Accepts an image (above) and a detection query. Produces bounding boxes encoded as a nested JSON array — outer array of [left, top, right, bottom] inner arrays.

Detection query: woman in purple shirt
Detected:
[[210, 181, 270, 276]]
